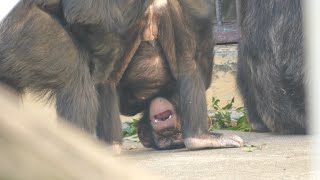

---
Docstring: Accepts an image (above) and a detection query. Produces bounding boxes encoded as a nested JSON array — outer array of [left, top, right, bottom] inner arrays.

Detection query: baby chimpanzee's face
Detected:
[[137, 97, 184, 149], [148, 97, 184, 149], [137, 97, 213, 150]]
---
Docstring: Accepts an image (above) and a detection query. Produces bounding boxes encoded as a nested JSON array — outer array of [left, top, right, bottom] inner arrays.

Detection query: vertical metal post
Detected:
[[236, 0, 241, 25], [304, 1, 320, 178], [216, 0, 222, 26]]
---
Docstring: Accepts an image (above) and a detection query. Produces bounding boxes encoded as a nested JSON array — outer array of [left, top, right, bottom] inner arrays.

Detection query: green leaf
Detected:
[[227, 115, 252, 131], [242, 147, 256, 152], [211, 97, 221, 110], [209, 97, 251, 132], [222, 98, 234, 110], [223, 112, 232, 121], [242, 144, 257, 152], [236, 107, 245, 111], [123, 134, 140, 142], [122, 119, 139, 137]]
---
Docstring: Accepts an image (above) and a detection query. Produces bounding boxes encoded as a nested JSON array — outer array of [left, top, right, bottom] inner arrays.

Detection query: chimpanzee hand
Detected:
[[184, 133, 244, 150]]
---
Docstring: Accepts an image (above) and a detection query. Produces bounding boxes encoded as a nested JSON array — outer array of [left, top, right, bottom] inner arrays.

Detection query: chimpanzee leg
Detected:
[[96, 83, 122, 146], [236, 45, 269, 132], [0, 2, 99, 135], [179, 59, 243, 149], [56, 63, 98, 134]]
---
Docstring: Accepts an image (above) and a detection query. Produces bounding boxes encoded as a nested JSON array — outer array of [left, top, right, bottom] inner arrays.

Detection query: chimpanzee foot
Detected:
[[184, 133, 244, 150], [112, 142, 122, 155], [251, 122, 270, 133]]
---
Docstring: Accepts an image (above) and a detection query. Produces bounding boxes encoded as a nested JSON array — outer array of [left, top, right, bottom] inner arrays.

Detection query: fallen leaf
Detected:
[[126, 146, 138, 150]]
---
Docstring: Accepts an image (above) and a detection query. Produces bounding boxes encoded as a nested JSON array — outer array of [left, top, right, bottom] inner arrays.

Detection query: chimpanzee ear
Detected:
[[137, 119, 155, 148]]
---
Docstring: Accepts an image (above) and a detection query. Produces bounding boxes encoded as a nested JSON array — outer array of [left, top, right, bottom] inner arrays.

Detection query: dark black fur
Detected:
[[0, 0, 217, 149], [237, 0, 307, 134]]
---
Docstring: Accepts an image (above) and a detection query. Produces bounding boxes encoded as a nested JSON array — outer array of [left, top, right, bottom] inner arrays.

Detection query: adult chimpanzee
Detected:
[[237, 0, 307, 134], [0, 0, 243, 150]]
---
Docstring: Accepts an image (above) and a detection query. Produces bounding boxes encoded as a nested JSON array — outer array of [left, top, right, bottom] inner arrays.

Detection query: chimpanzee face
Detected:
[[137, 97, 213, 149], [148, 97, 185, 149], [138, 97, 185, 149]]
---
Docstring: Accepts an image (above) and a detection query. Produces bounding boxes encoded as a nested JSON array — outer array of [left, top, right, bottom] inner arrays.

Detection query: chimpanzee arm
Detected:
[[179, 0, 215, 89], [0, 2, 99, 134], [96, 82, 122, 153], [178, 57, 243, 149], [159, 0, 243, 149]]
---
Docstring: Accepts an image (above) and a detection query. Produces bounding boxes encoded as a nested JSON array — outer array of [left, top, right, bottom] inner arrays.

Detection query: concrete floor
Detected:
[[122, 131, 313, 180]]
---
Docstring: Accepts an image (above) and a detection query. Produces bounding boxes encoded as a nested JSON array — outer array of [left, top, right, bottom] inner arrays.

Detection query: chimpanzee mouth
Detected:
[[153, 110, 173, 122], [150, 110, 176, 132]]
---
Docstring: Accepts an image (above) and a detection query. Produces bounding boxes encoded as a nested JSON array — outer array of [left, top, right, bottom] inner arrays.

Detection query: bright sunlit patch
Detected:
[[0, 0, 19, 21], [153, 0, 168, 9]]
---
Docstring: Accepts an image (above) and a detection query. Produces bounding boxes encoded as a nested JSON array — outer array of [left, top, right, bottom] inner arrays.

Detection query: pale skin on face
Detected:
[[149, 97, 180, 131]]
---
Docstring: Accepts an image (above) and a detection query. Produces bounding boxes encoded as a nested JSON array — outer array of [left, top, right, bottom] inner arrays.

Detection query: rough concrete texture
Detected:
[[122, 131, 313, 180]]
